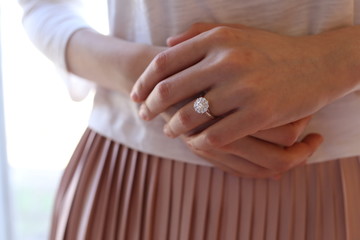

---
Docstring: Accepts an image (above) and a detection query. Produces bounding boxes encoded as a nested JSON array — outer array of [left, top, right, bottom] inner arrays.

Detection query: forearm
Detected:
[[66, 29, 164, 94]]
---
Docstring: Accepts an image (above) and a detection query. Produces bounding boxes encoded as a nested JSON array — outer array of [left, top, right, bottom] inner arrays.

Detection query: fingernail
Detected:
[[139, 104, 149, 120], [163, 124, 174, 138], [130, 91, 139, 102]]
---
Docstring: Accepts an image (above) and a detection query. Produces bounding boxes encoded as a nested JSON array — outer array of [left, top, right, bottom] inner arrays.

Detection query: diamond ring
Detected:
[[193, 97, 215, 119]]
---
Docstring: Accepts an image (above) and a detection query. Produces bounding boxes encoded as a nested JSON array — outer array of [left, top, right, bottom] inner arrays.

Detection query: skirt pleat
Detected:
[[168, 161, 183, 240], [153, 157, 172, 240], [252, 179, 267, 240], [50, 129, 360, 240], [191, 165, 212, 240], [292, 168, 307, 240], [103, 144, 126, 240], [264, 180, 280, 240], [280, 173, 296, 240], [340, 158, 360, 240], [239, 179, 254, 240]]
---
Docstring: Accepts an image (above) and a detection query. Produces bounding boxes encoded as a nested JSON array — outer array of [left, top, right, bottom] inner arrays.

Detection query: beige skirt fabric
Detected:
[[50, 128, 360, 240]]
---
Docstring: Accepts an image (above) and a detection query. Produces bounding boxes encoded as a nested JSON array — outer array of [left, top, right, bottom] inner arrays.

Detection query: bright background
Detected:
[[1, 0, 108, 239]]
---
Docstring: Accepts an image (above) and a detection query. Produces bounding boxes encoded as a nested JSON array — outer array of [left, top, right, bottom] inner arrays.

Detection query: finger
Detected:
[[163, 83, 242, 137], [163, 99, 216, 138], [138, 46, 249, 121], [130, 34, 209, 103], [167, 23, 217, 47], [138, 60, 219, 121], [251, 116, 312, 146], [192, 147, 278, 178], [187, 108, 264, 150], [167, 23, 248, 47], [219, 133, 322, 172]]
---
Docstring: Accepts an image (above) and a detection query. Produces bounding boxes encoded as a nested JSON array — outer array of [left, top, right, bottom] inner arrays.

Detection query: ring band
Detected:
[[194, 97, 215, 119], [204, 111, 215, 119]]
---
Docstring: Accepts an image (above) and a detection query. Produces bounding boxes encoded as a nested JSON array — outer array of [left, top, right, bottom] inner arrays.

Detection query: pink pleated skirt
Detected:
[[50, 128, 360, 240]]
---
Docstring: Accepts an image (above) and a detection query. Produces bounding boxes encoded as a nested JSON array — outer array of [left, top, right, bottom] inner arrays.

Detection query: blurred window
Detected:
[[1, 0, 107, 239]]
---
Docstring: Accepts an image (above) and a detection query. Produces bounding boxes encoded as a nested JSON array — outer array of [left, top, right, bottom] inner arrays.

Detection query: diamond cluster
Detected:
[[194, 97, 209, 114]]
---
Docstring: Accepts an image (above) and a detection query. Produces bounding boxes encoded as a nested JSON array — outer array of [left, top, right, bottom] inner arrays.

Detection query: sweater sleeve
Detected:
[[18, 0, 94, 101]]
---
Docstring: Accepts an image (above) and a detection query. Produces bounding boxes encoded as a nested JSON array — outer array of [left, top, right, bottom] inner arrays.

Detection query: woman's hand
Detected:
[[163, 104, 322, 178], [189, 116, 322, 178], [163, 23, 317, 148], [163, 101, 322, 178], [131, 24, 360, 151]]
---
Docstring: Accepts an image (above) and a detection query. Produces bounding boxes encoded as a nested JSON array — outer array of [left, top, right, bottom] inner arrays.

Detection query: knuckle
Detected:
[[153, 52, 168, 73], [216, 49, 257, 76], [155, 81, 171, 101], [207, 26, 233, 43], [203, 133, 222, 148], [177, 110, 192, 128], [212, 26, 232, 36]]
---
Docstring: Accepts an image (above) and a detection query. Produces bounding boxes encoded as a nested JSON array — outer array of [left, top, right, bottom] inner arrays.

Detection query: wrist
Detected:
[[314, 26, 360, 100], [66, 29, 121, 90]]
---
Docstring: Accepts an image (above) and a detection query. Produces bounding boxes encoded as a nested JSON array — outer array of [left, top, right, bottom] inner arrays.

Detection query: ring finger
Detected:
[[163, 81, 242, 138]]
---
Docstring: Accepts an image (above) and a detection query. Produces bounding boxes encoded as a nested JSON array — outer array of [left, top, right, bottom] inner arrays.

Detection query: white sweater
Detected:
[[19, 0, 360, 166]]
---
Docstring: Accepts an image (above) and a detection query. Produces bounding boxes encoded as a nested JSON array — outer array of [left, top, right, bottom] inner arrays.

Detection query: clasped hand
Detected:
[[131, 23, 328, 178]]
